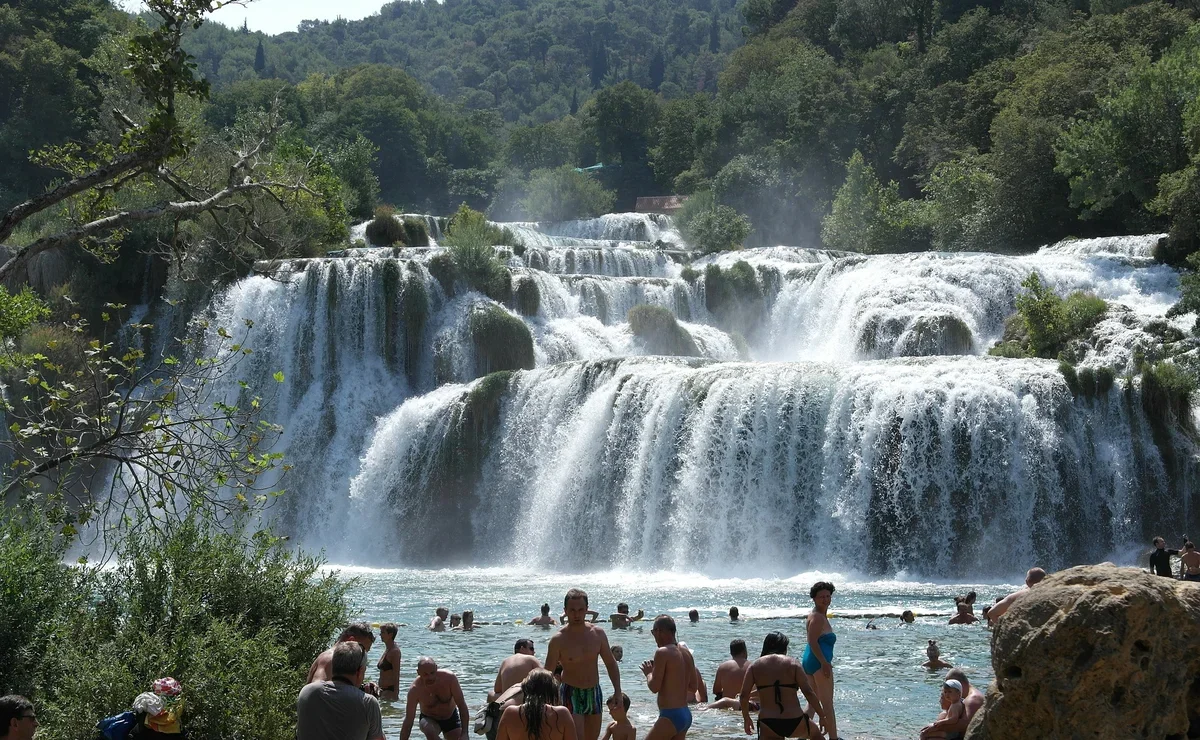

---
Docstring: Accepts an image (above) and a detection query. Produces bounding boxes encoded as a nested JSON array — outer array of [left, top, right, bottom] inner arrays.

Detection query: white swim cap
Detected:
[[944, 679, 963, 694]]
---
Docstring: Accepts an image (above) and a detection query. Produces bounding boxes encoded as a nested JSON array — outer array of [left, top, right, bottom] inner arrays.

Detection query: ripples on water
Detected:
[[344, 569, 1013, 740]]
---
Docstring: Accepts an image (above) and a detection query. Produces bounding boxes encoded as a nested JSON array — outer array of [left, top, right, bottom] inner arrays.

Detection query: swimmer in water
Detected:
[[901, 610, 916, 624], [922, 641, 952, 670], [1183, 542, 1200, 581], [531, 604, 558, 627], [919, 679, 966, 740], [609, 604, 645, 630]]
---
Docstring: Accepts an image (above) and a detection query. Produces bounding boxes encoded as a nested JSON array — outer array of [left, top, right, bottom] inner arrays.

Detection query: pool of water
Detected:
[[343, 568, 1014, 740]]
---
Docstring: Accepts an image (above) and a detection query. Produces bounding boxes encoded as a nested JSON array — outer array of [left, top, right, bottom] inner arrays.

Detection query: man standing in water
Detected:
[[545, 589, 623, 740], [1149, 537, 1180, 577], [495, 639, 542, 695], [531, 604, 557, 626], [431, 607, 450, 632], [708, 639, 752, 710], [640, 615, 696, 740], [400, 657, 471, 740], [987, 567, 1046, 625]]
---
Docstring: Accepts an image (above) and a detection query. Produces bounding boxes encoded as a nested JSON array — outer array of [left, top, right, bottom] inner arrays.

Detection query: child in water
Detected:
[[923, 640, 952, 670], [602, 693, 636, 740]]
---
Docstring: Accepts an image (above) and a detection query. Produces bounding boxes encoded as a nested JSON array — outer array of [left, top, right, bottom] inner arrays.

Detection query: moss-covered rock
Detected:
[[380, 260, 429, 385], [469, 303, 535, 377], [627, 304, 701, 357], [1060, 361, 1080, 395], [704, 261, 764, 337], [1141, 361, 1195, 433], [514, 276, 540, 317], [428, 253, 458, 295]]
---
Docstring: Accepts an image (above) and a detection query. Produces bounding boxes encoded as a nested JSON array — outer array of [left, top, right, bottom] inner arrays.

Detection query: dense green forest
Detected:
[[2, 0, 1199, 263]]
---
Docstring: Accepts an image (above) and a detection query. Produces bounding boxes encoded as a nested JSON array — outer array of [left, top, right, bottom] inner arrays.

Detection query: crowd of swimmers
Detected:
[[293, 578, 1035, 740], [296, 538, 1200, 740]]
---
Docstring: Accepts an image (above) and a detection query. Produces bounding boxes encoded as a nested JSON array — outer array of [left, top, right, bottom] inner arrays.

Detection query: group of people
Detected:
[[1149, 536, 1200, 581], [294, 583, 861, 740]]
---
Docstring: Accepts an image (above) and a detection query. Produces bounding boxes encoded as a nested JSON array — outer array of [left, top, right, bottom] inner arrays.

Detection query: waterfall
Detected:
[[347, 356, 1192, 576], [189, 221, 1196, 574]]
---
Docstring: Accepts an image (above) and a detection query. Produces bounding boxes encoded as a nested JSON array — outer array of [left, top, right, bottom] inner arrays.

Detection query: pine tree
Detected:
[[709, 13, 720, 53], [570, 88, 579, 115], [649, 50, 665, 91], [589, 41, 608, 89], [254, 37, 266, 74]]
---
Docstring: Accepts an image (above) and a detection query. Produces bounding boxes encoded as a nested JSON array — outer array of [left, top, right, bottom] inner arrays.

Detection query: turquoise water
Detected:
[[343, 568, 1013, 740]]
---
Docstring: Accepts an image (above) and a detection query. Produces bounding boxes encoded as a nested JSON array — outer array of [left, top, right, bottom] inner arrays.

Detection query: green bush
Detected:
[[993, 273, 1108, 359], [1078, 365, 1097, 396], [1145, 319, 1186, 343], [1141, 361, 1196, 431], [627, 305, 700, 357], [1095, 366, 1115, 394], [403, 217, 431, 247], [680, 266, 700, 283], [677, 191, 751, 254], [469, 303, 535, 376], [365, 206, 406, 246], [1, 513, 352, 740], [441, 205, 514, 300], [428, 253, 459, 295], [1060, 361, 1080, 395], [514, 276, 540, 316], [704, 261, 764, 335], [520, 166, 616, 222]]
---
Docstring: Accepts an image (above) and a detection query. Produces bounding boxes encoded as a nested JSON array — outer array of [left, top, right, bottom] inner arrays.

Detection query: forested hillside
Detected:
[[4, 0, 1200, 263]]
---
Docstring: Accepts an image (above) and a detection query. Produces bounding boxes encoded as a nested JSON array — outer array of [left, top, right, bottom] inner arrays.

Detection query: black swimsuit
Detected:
[[753, 669, 812, 739], [378, 659, 396, 691]]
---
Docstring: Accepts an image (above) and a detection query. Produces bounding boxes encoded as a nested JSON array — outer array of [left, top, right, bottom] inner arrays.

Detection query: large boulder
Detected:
[[966, 565, 1200, 740]]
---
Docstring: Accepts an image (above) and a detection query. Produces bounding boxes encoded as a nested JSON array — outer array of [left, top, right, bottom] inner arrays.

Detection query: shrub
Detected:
[[680, 266, 700, 283], [365, 206, 406, 246], [1095, 366, 1115, 394], [469, 303, 535, 376], [2, 513, 352, 740], [403, 217, 431, 247], [520, 166, 615, 222], [1141, 361, 1195, 431], [998, 273, 1108, 359], [677, 191, 751, 254], [1059, 361, 1080, 395], [441, 205, 513, 300], [1078, 365, 1097, 396], [514, 276, 540, 316], [1145, 319, 1186, 343], [987, 340, 1028, 358], [627, 305, 701, 357], [704, 261, 764, 335], [428, 253, 459, 295]]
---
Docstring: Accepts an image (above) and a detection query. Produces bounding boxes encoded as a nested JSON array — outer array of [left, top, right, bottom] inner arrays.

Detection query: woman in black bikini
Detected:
[[378, 622, 401, 701], [738, 632, 826, 740]]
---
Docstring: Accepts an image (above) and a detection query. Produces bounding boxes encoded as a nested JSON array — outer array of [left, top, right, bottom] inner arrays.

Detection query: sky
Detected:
[[121, 0, 391, 36]]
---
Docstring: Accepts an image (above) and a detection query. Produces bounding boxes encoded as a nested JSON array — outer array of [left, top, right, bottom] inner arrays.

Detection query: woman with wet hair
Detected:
[[497, 669, 577, 740]]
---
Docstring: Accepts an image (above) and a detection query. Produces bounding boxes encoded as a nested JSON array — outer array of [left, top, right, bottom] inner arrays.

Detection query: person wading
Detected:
[[496, 669, 576, 740], [545, 588, 622, 740]]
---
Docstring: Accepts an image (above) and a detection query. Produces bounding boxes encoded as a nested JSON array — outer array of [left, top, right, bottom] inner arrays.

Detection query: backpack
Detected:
[[97, 711, 138, 740]]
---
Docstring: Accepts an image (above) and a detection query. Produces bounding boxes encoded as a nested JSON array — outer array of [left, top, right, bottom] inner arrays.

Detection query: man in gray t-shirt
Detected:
[[298, 641, 386, 740]]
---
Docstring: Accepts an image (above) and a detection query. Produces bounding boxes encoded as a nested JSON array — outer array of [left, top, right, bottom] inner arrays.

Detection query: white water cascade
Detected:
[[197, 221, 1197, 574]]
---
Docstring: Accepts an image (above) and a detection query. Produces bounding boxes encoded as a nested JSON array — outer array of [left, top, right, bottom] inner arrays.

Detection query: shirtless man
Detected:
[[378, 623, 402, 701], [677, 643, 707, 703], [688, 610, 699, 624], [919, 680, 966, 740], [947, 601, 977, 626], [431, 608, 450, 632], [308, 622, 375, 684], [495, 639, 542, 695], [1182, 542, 1200, 582], [400, 657, 471, 740], [545, 589, 623, 740], [708, 639, 752, 710], [531, 604, 557, 627], [609, 604, 645, 630], [945, 668, 985, 732], [640, 615, 696, 740], [987, 568, 1046, 626]]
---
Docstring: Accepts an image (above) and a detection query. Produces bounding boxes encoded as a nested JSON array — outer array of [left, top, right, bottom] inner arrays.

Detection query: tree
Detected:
[[821, 150, 925, 253], [677, 190, 751, 254], [253, 36, 266, 74], [584, 81, 660, 165], [709, 12, 721, 53], [649, 49, 666, 90], [590, 39, 609, 89], [0, 0, 341, 286], [520, 166, 616, 221]]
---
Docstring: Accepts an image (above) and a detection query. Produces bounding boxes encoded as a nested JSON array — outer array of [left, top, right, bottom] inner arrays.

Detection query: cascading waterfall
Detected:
[[193, 216, 1196, 573], [348, 355, 1188, 576]]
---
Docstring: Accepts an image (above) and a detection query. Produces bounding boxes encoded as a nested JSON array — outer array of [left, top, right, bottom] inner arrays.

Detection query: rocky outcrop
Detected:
[[966, 565, 1200, 740]]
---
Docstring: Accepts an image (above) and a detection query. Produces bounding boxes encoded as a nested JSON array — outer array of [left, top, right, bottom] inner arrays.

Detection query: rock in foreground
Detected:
[[966, 565, 1200, 740]]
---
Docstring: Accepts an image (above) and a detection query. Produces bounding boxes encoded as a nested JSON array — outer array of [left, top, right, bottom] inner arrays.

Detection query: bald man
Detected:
[[987, 568, 1046, 626], [400, 658, 471, 740]]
